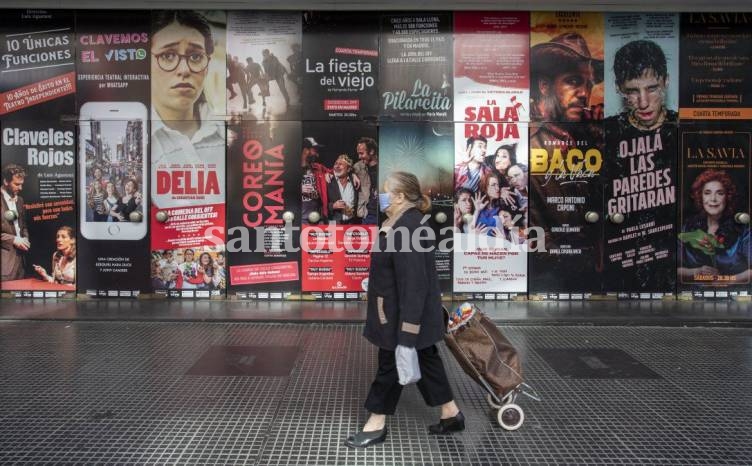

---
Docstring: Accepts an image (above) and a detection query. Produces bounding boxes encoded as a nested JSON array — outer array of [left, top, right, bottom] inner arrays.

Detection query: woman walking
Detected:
[[345, 172, 464, 449]]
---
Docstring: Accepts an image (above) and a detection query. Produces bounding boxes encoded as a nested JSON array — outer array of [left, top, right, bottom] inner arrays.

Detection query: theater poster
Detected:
[[603, 14, 679, 297], [680, 13, 752, 121], [302, 12, 379, 120], [300, 121, 377, 299], [227, 11, 302, 121], [1, 9, 76, 297], [379, 122, 454, 295], [379, 12, 453, 121], [679, 125, 751, 299], [227, 120, 302, 300], [149, 11, 226, 298], [452, 12, 529, 297], [529, 12, 605, 297], [75, 10, 151, 298]]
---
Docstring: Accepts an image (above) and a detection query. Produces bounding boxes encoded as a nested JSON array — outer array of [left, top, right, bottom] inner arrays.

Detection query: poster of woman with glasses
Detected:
[[602, 14, 679, 296], [150, 10, 227, 298]]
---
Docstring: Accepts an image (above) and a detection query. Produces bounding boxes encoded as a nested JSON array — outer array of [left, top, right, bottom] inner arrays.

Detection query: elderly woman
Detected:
[[345, 172, 463, 449]]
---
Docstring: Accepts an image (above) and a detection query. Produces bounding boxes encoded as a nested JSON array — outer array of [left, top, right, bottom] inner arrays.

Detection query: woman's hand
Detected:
[[500, 187, 516, 207], [472, 192, 488, 212], [697, 265, 719, 275], [33, 264, 52, 282]]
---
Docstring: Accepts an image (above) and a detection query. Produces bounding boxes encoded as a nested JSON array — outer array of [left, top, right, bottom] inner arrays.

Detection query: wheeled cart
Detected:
[[444, 303, 540, 430]]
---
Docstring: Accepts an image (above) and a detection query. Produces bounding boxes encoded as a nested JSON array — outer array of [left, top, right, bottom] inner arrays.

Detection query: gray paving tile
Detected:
[[0, 320, 750, 464]]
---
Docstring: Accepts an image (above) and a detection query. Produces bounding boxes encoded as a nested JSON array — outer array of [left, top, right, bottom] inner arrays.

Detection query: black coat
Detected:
[[363, 208, 444, 350]]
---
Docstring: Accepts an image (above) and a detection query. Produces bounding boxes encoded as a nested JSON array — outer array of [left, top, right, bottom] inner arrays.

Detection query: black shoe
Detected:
[[344, 427, 388, 448], [429, 411, 465, 435]]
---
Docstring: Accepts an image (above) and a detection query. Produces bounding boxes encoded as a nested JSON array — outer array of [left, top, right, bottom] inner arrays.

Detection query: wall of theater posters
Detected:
[[0, 10, 76, 297], [0, 8, 751, 303]]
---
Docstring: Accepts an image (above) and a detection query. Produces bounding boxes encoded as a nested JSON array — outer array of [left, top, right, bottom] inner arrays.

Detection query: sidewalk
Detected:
[[1, 320, 750, 464]]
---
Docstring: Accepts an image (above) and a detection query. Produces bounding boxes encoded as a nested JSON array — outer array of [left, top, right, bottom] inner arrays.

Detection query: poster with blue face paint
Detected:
[[604, 13, 678, 120]]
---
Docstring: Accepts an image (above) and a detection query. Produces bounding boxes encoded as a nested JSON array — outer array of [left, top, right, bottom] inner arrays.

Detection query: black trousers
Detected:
[[365, 345, 454, 415]]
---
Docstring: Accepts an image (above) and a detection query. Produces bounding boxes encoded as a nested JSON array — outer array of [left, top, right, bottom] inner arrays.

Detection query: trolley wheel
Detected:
[[497, 403, 524, 431], [486, 393, 502, 410]]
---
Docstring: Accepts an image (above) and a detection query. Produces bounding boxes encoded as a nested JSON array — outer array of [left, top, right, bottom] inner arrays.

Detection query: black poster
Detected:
[[680, 13, 752, 121], [679, 125, 751, 297], [75, 10, 151, 297], [528, 122, 605, 295], [379, 12, 453, 121], [1, 121, 76, 296], [379, 122, 454, 294], [1, 10, 76, 296], [604, 120, 678, 295], [302, 12, 379, 121], [227, 120, 302, 299]]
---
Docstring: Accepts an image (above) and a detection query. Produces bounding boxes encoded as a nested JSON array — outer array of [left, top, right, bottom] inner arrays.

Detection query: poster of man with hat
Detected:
[[527, 12, 606, 295]]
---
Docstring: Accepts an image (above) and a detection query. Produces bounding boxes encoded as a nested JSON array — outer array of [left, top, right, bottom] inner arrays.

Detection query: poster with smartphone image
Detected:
[[75, 10, 151, 297], [150, 11, 227, 298]]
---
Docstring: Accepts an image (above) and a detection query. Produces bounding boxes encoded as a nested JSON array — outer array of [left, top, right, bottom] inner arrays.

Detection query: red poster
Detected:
[[301, 224, 375, 292]]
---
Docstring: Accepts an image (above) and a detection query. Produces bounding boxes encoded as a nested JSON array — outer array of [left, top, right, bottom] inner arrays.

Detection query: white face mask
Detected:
[[378, 192, 392, 212]]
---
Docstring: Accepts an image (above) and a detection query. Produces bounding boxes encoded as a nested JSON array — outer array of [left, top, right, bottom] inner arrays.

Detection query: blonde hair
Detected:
[[385, 171, 431, 214]]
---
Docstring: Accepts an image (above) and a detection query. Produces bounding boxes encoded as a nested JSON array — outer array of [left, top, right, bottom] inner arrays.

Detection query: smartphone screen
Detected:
[[80, 118, 145, 223]]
